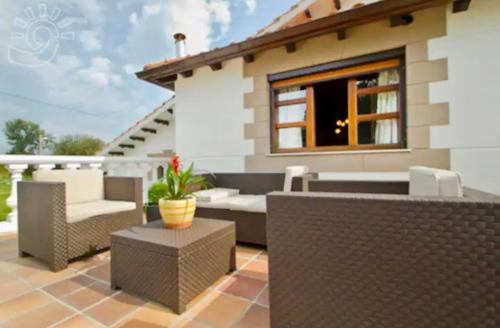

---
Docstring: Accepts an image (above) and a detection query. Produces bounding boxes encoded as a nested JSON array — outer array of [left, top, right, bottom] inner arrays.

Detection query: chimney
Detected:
[[173, 33, 187, 58]]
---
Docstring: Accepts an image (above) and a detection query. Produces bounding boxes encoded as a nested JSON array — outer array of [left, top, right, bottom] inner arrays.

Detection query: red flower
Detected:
[[171, 155, 180, 176]]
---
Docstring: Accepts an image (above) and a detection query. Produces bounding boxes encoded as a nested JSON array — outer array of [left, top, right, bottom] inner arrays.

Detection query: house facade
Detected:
[[137, 0, 500, 195]]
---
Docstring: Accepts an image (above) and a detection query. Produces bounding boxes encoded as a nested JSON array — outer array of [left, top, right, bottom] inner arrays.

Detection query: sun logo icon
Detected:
[[8, 3, 77, 68]]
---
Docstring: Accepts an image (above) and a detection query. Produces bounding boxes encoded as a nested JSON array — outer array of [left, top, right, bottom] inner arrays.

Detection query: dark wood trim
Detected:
[[357, 112, 400, 122], [180, 70, 193, 78], [137, 0, 448, 83], [141, 128, 157, 134], [452, 0, 471, 13], [130, 136, 145, 142], [167, 108, 174, 114], [209, 62, 223, 71], [357, 84, 399, 95], [118, 144, 135, 149], [390, 14, 414, 27], [154, 119, 170, 126], [272, 58, 400, 89], [268, 48, 404, 83], [333, 0, 342, 10], [304, 9, 312, 19], [273, 143, 403, 153], [337, 28, 347, 40], [108, 151, 124, 156], [243, 54, 255, 63], [276, 98, 307, 107], [286, 42, 297, 53], [276, 121, 307, 129]]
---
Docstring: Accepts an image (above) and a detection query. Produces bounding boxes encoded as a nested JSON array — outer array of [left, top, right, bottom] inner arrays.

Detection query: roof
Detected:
[[101, 97, 175, 155], [137, 0, 451, 89]]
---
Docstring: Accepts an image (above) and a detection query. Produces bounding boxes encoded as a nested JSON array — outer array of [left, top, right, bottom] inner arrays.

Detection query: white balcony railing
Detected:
[[0, 155, 169, 232]]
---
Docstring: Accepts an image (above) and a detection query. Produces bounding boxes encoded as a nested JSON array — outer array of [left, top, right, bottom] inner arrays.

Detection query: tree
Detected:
[[52, 135, 104, 156], [3, 119, 51, 154]]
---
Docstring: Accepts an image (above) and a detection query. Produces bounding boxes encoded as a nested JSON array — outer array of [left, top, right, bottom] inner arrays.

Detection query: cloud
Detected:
[[244, 0, 258, 15], [80, 30, 102, 51], [129, 12, 138, 26]]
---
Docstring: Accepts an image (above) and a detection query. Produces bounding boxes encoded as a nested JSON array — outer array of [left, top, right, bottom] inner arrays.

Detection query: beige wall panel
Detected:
[[407, 126, 431, 149], [244, 122, 269, 139], [410, 149, 450, 169], [408, 103, 449, 127], [406, 41, 429, 64], [407, 58, 448, 85], [253, 106, 270, 122], [407, 83, 429, 105]]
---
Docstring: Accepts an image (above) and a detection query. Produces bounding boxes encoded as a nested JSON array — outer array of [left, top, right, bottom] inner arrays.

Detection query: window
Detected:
[[270, 54, 405, 153]]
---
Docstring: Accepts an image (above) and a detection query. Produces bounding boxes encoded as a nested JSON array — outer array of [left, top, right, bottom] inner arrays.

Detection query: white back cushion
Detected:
[[409, 166, 463, 197], [33, 169, 104, 204], [284, 166, 309, 192], [193, 188, 239, 202]]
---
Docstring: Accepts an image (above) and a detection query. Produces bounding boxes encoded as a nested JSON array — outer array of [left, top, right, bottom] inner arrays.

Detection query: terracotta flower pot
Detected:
[[158, 196, 196, 229]]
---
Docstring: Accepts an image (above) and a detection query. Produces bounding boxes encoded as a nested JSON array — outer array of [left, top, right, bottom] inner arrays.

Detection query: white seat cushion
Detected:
[[33, 169, 104, 205], [193, 188, 239, 202], [197, 195, 266, 213], [67, 200, 136, 223], [409, 166, 463, 197]]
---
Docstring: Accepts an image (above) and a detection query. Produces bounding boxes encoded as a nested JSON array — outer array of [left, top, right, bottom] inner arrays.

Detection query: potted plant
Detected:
[[157, 155, 207, 229], [145, 181, 167, 222]]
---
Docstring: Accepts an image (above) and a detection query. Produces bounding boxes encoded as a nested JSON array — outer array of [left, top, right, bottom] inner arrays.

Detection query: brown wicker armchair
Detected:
[[267, 181, 500, 328], [18, 176, 143, 271]]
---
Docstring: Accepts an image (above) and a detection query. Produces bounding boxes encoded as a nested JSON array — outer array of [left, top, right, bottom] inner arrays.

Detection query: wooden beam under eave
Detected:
[[167, 108, 174, 114], [333, 0, 341, 10], [119, 144, 135, 149], [452, 0, 471, 13], [141, 128, 157, 134], [390, 14, 414, 27], [304, 9, 312, 19], [130, 136, 145, 142], [154, 119, 170, 126], [243, 54, 255, 63], [209, 62, 223, 71], [286, 42, 296, 53], [108, 151, 124, 156], [180, 70, 193, 78], [337, 29, 347, 40]]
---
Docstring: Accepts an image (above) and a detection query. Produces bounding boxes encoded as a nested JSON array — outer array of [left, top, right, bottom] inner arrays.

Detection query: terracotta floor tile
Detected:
[[4, 302, 74, 328], [0, 279, 34, 303], [0, 291, 52, 322], [117, 302, 179, 328], [85, 263, 110, 283], [236, 256, 250, 270], [61, 282, 115, 310], [23, 268, 76, 287], [43, 274, 95, 298], [8, 257, 48, 278], [256, 285, 269, 307], [53, 315, 103, 328], [0, 271, 16, 286], [194, 292, 250, 328], [219, 275, 267, 301], [256, 251, 268, 262], [177, 319, 212, 328], [236, 246, 262, 258], [238, 260, 268, 281], [234, 304, 270, 328], [85, 292, 146, 326], [69, 254, 109, 271]]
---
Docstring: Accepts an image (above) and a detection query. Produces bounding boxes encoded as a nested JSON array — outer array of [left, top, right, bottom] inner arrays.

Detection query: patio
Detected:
[[0, 232, 269, 328]]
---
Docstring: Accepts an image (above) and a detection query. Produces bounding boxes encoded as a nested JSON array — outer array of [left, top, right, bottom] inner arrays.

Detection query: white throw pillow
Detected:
[[193, 188, 239, 202], [284, 166, 309, 192], [409, 166, 463, 197], [33, 169, 104, 204]]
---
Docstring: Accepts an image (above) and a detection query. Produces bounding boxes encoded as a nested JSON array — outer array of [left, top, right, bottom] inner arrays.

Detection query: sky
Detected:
[[0, 0, 297, 153]]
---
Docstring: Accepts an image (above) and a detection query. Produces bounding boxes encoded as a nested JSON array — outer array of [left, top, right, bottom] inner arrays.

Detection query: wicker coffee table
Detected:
[[110, 218, 236, 313]]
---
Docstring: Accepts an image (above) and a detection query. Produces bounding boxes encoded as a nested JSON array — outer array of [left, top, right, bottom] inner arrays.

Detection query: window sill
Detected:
[[266, 148, 412, 157]]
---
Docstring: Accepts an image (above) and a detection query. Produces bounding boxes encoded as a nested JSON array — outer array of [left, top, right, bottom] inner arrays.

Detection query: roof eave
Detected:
[[137, 0, 450, 87]]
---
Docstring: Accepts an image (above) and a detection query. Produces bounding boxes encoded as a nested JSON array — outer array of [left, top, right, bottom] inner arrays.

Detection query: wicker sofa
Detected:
[[194, 172, 307, 246], [266, 179, 500, 328], [18, 170, 143, 271]]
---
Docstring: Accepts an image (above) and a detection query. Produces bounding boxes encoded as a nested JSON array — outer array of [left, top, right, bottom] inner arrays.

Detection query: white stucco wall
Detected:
[[429, 0, 500, 194], [174, 58, 253, 172], [125, 120, 176, 157]]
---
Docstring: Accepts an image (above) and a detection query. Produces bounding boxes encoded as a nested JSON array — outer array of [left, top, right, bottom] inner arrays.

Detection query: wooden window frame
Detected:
[[269, 52, 406, 154]]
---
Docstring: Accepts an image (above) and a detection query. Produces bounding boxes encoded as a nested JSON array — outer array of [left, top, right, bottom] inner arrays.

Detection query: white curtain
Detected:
[[375, 70, 399, 144], [278, 105, 305, 148]]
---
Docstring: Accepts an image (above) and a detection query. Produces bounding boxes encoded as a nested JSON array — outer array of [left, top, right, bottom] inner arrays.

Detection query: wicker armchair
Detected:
[[267, 181, 500, 328], [18, 175, 143, 271]]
